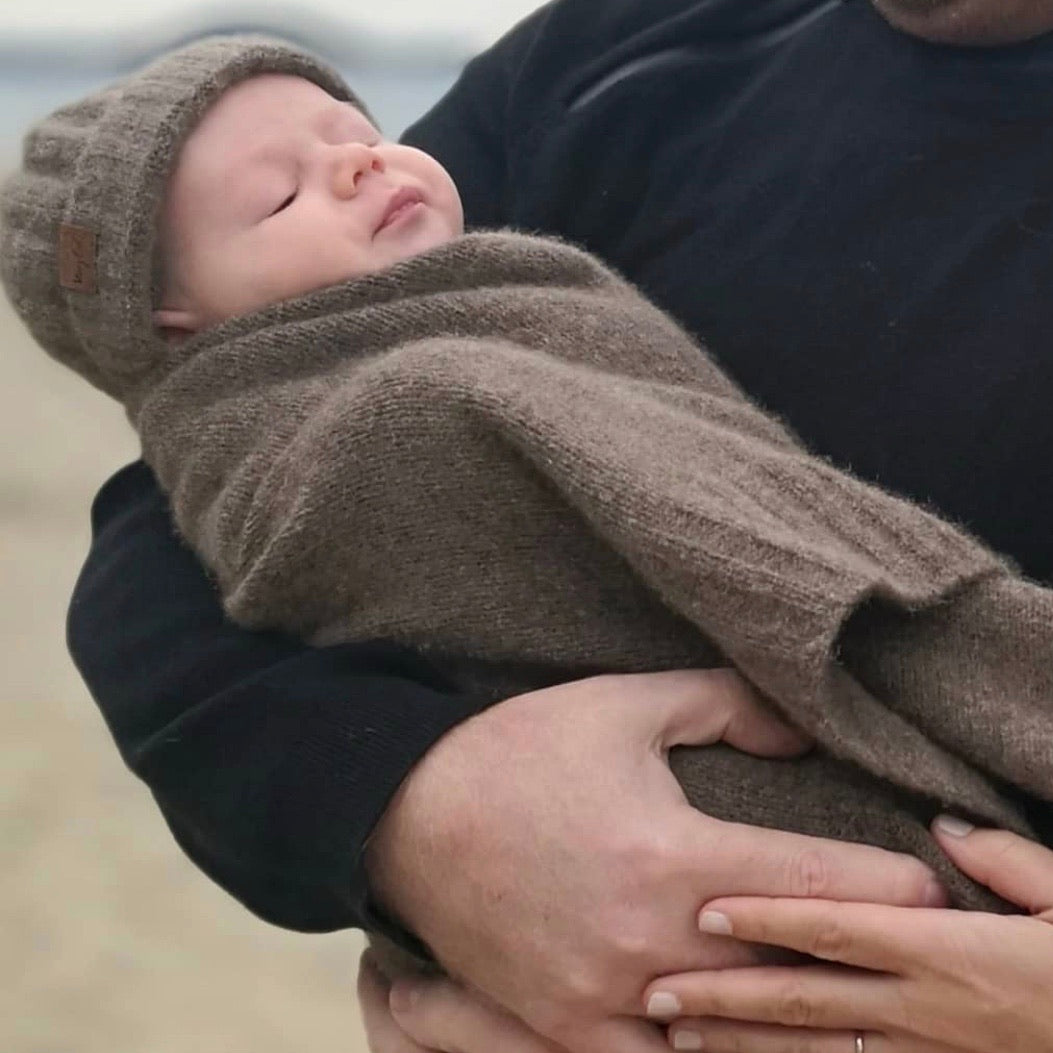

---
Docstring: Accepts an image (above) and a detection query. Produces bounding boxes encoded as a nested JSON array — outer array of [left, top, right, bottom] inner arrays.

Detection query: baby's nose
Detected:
[[331, 143, 386, 198]]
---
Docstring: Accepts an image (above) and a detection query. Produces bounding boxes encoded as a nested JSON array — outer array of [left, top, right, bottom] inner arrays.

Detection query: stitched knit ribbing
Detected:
[[0, 36, 367, 400], [134, 232, 1053, 910]]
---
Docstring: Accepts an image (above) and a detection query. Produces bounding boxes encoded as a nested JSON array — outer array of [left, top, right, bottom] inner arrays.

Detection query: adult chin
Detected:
[[870, 0, 1053, 46]]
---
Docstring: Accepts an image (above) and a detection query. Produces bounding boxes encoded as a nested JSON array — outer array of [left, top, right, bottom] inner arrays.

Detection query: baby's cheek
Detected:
[[253, 242, 354, 307]]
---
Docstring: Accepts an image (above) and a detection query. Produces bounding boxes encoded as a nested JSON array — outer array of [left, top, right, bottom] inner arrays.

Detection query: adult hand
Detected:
[[870, 0, 1053, 45], [357, 948, 565, 1053], [366, 669, 945, 1053], [645, 818, 1053, 1053]]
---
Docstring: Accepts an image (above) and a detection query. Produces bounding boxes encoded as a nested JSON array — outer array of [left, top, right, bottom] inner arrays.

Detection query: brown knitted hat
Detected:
[[0, 36, 368, 400]]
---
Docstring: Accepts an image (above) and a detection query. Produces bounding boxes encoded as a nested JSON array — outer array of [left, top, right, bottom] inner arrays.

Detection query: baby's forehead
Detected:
[[199, 73, 362, 137], [169, 73, 373, 192]]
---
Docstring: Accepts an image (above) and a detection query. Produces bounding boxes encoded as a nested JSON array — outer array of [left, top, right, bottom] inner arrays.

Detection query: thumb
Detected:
[[933, 816, 1053, 918], [657, 667, 812, 758], [356, 953, 432, 1053]]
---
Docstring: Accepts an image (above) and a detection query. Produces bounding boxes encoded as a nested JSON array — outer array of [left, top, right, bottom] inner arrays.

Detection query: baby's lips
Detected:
[[375, 186, 425, 233]]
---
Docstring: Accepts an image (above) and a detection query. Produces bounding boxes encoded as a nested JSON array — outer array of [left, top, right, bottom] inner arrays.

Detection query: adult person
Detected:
[[66, 0, 1053, 1051], [345, 3, 1053, 1051]]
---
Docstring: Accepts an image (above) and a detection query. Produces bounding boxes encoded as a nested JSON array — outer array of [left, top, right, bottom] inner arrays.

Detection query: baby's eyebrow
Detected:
[[315, 102, 375, 143], [218, 146, 284, 194]]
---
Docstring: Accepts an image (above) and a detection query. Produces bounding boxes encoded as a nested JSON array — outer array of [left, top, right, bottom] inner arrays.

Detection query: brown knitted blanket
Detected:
[[133, 231, 1053, 910]]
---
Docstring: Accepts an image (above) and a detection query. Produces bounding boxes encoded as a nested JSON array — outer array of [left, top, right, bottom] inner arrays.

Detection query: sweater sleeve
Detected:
[[66, 462, 484, 933]]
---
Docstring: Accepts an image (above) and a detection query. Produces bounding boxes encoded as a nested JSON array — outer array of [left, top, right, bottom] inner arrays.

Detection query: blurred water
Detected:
[[0, 64, 459, 159]]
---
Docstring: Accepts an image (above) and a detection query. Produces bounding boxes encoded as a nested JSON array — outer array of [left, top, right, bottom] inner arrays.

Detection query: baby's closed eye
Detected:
[[269, 190, 297, 217]]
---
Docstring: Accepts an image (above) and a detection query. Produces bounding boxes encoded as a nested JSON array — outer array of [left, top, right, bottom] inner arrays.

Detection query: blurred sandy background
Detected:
[[1, 219, 374, 1053], [0, 3, 540, 1050]]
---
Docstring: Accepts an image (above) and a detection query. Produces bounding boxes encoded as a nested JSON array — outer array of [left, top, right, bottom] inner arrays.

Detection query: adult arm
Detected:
[[67, 461, 483, 933], [367, 671, 944, 1053], [870, 0, 1053, 44]]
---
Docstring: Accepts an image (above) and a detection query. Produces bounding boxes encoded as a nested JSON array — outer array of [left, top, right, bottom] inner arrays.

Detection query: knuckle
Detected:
[[788, 848, 830, 897], [809, 914, 853, 962], [561, 965, 608, 1011], [608, 926, 651, 963], [775, 978, 816, 1028], [622, 826, 682, 882]]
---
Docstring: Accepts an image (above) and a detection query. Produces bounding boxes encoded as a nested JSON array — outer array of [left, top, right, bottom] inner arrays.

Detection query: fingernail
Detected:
[[646, 991, 682, 1019], [673, 1030, 703, 1050], [389, 978, 422, 1015], [698, 910, 733, 936], [934, 814, 975, 838]]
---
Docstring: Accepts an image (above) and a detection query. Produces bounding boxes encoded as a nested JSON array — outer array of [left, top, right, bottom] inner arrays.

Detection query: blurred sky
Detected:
[[0, 0, 543, 50], [0, 0, 548, 150]]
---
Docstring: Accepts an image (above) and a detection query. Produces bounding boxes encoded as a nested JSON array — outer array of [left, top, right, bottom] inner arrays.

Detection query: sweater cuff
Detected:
[[139, 646, 487, 933]]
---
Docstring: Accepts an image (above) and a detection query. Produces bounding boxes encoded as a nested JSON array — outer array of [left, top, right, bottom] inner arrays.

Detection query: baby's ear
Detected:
[[153, 307, 199, 344]]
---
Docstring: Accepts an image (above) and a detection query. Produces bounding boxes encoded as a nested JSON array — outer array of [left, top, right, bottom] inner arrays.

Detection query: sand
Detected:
[[0, 289, 371, 1050]]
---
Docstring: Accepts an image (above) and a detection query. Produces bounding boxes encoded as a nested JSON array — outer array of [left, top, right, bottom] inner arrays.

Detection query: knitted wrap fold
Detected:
[[133, 231, 1053, 912], [0, 35, 365, 400]]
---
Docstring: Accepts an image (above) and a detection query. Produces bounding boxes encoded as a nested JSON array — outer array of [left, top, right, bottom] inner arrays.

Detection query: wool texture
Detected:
[[0, 35, 365, 401], [130, 231, 1053, 915]]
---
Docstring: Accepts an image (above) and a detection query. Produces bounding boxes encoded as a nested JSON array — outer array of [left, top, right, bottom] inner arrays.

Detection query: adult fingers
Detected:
[[932, 817, 1053, 918], [667, 1020, 954, 1053], [389, 974, 563, 1053], [357, 953, 433, 1053], [697, 822, 946, 909], [693, 897, 944, 972], [644, 964, 898, 1032], [652, 667, 812, 758]]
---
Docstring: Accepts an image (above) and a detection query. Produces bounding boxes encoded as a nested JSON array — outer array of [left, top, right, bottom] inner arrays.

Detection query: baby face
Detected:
[[155, 73, 464, 337]]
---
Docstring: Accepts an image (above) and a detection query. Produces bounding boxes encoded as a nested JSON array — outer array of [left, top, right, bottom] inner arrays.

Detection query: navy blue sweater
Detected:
[[68, 0, 1053, 932]]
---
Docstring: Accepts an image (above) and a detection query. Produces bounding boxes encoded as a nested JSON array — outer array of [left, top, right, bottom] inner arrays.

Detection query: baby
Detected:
[[5, 34, 1053, 958], [154, 69, 464, 339]]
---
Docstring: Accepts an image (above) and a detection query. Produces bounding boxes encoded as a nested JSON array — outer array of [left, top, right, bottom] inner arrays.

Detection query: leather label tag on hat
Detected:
[[58, 224, 98, 294]]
